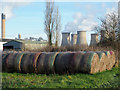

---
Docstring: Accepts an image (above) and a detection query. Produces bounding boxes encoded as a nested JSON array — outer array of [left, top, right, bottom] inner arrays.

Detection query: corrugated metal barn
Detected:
[[3, 40, 48, 51]]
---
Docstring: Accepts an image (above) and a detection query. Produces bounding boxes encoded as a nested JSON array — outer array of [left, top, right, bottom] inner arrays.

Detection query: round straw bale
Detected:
[[69, 52, 85, 74], [96, 51, 106, 72], [2, 53, 9, 72], [20, 53, 32, 73], [20, 52, 41, 73], [54, 52, 70, 74], [13, 53, 24, 72], [32, 53, 41, 73], [6, 53, 17, 72], [79, 52, 99, 74], [109, 51, 116, 69], [36, 52, 48, 74], [43, 52, 59, 74], [104, 51, 111, 70]]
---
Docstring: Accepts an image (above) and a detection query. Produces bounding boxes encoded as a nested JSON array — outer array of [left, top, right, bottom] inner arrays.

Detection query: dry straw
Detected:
[[79, 51, 99, 74], [96, 51, 106, 72], [104, 51, 111, 70]]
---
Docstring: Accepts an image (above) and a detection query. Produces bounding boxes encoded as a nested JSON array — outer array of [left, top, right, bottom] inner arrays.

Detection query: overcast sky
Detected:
[[0, 0, 118, 45]]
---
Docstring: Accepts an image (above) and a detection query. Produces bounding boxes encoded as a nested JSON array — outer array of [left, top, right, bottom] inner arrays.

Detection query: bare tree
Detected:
[[44, 2, 61, 46], [44, 2, 55, 46], [55, 7, 61, 47], [95, 11, 118, 42]]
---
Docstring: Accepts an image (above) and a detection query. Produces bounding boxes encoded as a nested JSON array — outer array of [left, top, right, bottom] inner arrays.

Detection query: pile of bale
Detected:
[[2, 51, 116, 74]]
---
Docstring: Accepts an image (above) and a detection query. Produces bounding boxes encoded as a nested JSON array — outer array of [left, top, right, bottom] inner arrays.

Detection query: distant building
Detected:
[[3, 40, 48, 51]]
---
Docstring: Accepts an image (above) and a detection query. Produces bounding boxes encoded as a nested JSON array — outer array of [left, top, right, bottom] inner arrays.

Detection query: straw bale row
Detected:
[[2, 51, 116, 74]]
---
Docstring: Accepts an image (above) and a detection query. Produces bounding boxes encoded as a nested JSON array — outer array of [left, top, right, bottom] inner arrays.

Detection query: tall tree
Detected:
[[44, 2, 55, 46], [44, 1, 61, 46], [55, 7, 61, 46]]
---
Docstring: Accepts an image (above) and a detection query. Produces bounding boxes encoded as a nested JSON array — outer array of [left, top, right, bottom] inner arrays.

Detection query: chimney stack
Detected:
[[1, 13, 5, 40], [90, 34, 99, 46], [76, 31, 88, 46], [71, 34, 77, 46], [61, 32, 70, 46]]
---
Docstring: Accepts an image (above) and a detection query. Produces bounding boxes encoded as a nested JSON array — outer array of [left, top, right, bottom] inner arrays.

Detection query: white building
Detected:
[[0, 42, 6, 51]]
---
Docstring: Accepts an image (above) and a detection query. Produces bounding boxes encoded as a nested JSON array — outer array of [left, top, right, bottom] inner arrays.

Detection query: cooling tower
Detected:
[[1, 13, 5, 39], [90, 34, 99, 46], [76, 31, 88, 46], [71, 34, 77, 46], [61, 32, 70, 46], [100, 30, 108, 42], [18, 34, 21, 39]]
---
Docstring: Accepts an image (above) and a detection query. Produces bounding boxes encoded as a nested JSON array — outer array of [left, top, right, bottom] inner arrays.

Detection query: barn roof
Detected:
[[4, 39, 48, 45]]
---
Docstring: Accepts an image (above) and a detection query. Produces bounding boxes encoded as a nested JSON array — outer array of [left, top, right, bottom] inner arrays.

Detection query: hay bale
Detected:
[[6, 53, 17, 72], [69, 52, 85, 73], [32, 53, 41, 73], [14, 53, 24, 72], [36, 52, 47, 74], [20, 53, 41, 73], [2, 53, 15, 72], [36, 52, 59, 74], [20, 53, 31, 73], [54, 52, 70, 74], [96, 52, 106, 72], [104, 51, 111, 70], [2, 53, 9, 72], [109, 51, 116, 69], [40, 52, 58, 74], [79, 52, 99, 74], [43, 52, 59, 74]]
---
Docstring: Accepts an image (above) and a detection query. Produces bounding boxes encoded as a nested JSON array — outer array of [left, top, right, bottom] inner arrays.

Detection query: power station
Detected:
[[71, 34, 77, 46], [90, 33, 99, 46], [61, 32, 70, 46], [1, 13, 5, 40], [76, 31, 88, 46]]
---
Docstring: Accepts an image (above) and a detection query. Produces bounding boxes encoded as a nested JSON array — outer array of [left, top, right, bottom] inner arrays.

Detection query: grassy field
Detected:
[[1, 67, 120, 88]]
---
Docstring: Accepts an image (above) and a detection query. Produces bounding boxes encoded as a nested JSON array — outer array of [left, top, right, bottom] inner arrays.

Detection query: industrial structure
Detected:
[[18, 34, 21, 39], [61, 32, 70, 46], [90, 33, 99, 46], [71, 34, 77, 46], [3, 40, 47, 51], [100, 30, 109, 42], [1, 13, 5, 40], [76, 31, 88, 46]]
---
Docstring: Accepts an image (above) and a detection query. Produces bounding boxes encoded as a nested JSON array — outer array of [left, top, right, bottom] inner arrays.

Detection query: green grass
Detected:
[[1, 67, 120, 88]]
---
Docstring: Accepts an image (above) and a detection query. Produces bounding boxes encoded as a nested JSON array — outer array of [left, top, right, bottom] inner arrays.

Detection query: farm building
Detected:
[[3, 40, 48, 51]]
